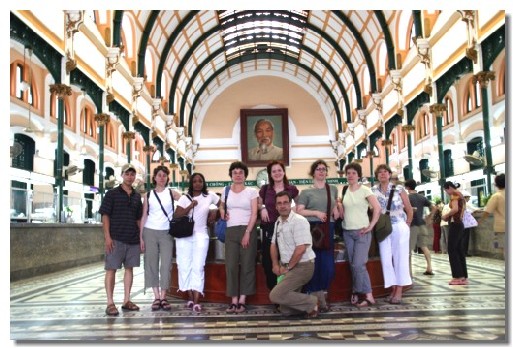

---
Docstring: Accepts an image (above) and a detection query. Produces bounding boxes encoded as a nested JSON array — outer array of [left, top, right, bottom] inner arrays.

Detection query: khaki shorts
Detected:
[[410, 224, 431, 250], [104, 240, 141, 270]]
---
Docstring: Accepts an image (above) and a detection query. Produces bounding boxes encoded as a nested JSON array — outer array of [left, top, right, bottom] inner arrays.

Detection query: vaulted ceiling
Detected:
[[113, 10, 400, 137]]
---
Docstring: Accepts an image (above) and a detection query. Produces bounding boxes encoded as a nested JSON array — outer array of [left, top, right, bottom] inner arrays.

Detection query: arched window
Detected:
[[12, 134, 35, 171], [443, 96, 454, 126], [50, 93, 71, 127], [497, 60, 505, 97], [105, 123, 115, 149], [81, 107, 97, 141]]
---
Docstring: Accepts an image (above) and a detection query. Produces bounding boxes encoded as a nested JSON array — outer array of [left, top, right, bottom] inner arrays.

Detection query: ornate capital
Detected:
[[94, 113, 110, 126], [353, 158, 363, 163], [429, 103, 447, 118], [132, 114, 139, 125], [65, 52, 77, 74], [169, 163, 179, 170], [49, 84, 72, 99], [143, 145, 154, 154], [472, 71, 496, 89], [122, 131, 136, 140], [151, 130, 158, 139], [179, 169, 189, 177], [402, 125, 415, 134]]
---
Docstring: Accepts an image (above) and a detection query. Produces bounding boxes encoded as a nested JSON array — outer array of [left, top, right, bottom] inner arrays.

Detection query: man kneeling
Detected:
[[269, 191, 318, 318]]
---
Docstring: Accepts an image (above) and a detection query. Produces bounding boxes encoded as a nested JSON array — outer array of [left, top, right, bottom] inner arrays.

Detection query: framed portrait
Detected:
[[240, 108, 289, 167]]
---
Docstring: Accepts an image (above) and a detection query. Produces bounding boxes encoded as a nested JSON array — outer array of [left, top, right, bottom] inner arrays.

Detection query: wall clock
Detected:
[[256, 169, 268, 188]]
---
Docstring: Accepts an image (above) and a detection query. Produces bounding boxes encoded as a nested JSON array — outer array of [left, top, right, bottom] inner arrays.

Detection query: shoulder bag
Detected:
[[374, 185, 395, 243], [154, 190, 195, 238], [214, 186, 229, 242]]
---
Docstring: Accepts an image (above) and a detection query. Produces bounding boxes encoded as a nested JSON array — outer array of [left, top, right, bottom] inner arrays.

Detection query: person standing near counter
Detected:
[[100, 163, 143, 316], [296, 159, 340, 312], [258, 161, 299, 292], [220, 161, 259, 314], [173, 173, 220, 313], [140, 165, 181, 311]]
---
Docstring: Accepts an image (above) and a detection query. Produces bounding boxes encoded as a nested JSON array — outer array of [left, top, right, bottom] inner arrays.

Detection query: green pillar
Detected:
[[50, 84, 72, 222], [403, 125, 415, 180], [144, 145, 153, 189], [429, 104, 447, 202], [95, 113, 110, 198], [473, 71, 496, 195]]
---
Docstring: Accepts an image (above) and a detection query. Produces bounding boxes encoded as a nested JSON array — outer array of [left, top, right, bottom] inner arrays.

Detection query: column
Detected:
[[94, 113, 110, 198]]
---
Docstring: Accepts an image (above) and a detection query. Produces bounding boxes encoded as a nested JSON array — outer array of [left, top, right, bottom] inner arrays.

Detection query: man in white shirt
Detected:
[[269, 191, 318, 318]]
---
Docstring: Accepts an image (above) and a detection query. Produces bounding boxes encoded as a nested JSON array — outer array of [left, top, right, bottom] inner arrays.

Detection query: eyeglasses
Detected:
[[315, 167, 327, 172]]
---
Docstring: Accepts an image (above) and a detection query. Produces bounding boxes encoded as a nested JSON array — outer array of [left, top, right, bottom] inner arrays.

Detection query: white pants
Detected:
[[175, 231, 210, 295], [379, 221, 412, 288]]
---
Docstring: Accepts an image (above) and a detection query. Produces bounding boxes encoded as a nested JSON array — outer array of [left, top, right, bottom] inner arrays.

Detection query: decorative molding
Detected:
[[122, 131, 136, 140], [49, 84, 72, 99], [401, 125, 415, 134], [94, 113, 110, 126], [472, 71, 496, 89], [429, 103, 447, 117]]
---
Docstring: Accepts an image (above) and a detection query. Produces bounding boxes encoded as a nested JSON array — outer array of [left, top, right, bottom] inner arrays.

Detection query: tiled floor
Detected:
[[10, 253, 506, 342]]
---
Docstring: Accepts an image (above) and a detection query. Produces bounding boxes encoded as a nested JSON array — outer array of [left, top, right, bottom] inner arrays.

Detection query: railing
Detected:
[[10, 187, 101, 223]]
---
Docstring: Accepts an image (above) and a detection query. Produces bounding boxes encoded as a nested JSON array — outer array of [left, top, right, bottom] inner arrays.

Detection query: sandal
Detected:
[[121, 301, 140, 311], [235, 303, 247, 313], [389, 297, 402, 304], [105, 303, 119, 316], [192, 304, 202, 313], [160, 299, 172, 311], [151, 299, 161, 311], [355, 298, 375, 308], [226, 303, 238, 313], [423, 271, 435, 276], [350, 293, 359, 305], [185, 300, 194, 309], [304, 306, 319, 319]]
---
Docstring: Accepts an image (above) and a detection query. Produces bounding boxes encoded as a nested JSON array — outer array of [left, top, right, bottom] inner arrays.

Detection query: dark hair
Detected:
[[443, 181, 461, 190], [309, 159, 329, 177], [495, 173, 505, 189], [152, 165, 170, 186], [344, 162, 362, 178], [228, 161, 249, 178], [275, 190, 292, 202], [404, 179, 417, 190], [187, 172, 208, 196], [374, 164, 392, 179], [267, 161, 289, 186]]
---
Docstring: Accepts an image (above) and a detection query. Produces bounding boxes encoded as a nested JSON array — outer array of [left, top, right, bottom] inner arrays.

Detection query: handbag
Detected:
[[463, 210, 478, 228], [310, 183, 332, 250], [153, 190, 194, 238], [169, 195, 195, 238], [215, 186, 230, 243], [374, 185, 395, 243]]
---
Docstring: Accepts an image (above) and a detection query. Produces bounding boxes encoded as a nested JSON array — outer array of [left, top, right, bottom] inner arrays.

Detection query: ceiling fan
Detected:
[[421, 168, 439, 179], [463, 151, 484, 166], [104, 175, 118, 189]]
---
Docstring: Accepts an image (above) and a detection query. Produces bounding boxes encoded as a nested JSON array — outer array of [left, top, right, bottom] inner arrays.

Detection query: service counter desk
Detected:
[[169, 237, 391, 304]]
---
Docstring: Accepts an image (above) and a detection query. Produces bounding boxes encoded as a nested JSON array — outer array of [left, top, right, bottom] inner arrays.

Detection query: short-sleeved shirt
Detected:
[[341, 185, 373, 230], [371, 183, 406, 224], [99, 185, 143, 244], [223, 187, 259, 227], [297, 184, 338, 222], [484, 189, 505, 233], [259, 183, 299, 223], [272, 210, 316, 263], [144, 189, 174, 230], [408, 192, 433, 226], [177, 192, 220, 236]]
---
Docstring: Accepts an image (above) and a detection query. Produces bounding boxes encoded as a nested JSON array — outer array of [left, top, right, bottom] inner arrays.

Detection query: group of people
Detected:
[[98, 158, 505, 318]]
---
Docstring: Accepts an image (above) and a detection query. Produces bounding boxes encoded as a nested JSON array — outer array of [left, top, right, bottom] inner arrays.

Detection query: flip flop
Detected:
[[160, 299, 172, 311]]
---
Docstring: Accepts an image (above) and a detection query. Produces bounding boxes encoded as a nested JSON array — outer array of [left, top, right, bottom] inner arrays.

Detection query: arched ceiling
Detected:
[[113, 10, 397, 138]]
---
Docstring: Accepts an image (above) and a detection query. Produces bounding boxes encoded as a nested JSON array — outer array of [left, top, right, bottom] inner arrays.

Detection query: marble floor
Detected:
[[10, 253, 506, 343]]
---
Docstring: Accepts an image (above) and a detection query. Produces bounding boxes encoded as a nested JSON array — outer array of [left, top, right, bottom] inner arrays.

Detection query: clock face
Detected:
[[256, 169, 268, 188]]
